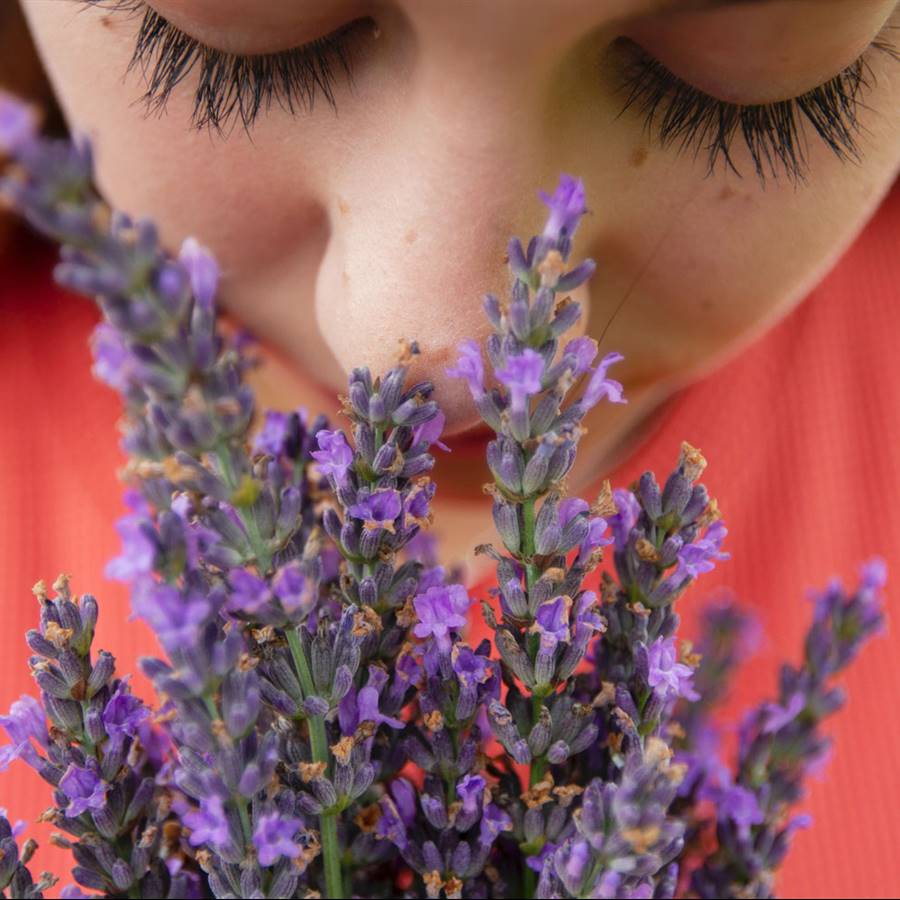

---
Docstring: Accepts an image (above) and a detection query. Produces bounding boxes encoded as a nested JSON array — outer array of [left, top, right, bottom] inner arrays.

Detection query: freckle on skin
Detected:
[[404, 229, 417, 245], [338, 198, 350, 216], [629, 147, 648, 168], [718, 186, 736, 200]]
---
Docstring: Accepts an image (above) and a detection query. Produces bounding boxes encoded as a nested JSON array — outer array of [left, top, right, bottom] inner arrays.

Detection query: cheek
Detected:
[[584, 135, 897, 389]]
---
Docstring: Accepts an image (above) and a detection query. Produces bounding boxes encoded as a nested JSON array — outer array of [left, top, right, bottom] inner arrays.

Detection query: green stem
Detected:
[[523, 864, 537, 898], [286, 628, 344, 899], [521, 498, 540, 591]]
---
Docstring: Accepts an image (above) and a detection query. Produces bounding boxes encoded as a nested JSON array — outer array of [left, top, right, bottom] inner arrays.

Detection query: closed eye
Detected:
[[611, 31, 899, 183], [78, 0, 373, 134]]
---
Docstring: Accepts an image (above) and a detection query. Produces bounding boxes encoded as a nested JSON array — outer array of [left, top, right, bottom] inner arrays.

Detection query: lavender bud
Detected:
[[638, 472, 663, 519], [44, 695, 83, 733], [34, 667, 72, 699], [350, 763, 375, 800], [495, 630, 535, 687], [422, 794, 448, 829], [26, 629, 58, 659], [568, 723, 599, 755], [534, 496, 562, 555], [84, 706, 108, 746], [528, 706, 553, 756], [547, 740, 570, 764], [662, 471, 693, 518], [522, 439, 555, 496], [524, 806, 545, 844], [451, 840, 472, 876], [86, 650, 115, 697], [331, 665, 354, 703], [223, 669, 261, 738], [681, 483, 709, 524], [549, 300, 582, 336], [493, 499, 521, 554], [534, 642, 557, 688], [303, 696, 330, 718], [501, 577, 529, 619]]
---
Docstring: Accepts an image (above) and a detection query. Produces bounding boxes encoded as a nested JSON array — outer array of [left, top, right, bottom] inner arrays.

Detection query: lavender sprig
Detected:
[[691, 561, 887, 899], [0, 91, 889, 900], [0, 576, 194, 898], [0, 810, 55, 899]]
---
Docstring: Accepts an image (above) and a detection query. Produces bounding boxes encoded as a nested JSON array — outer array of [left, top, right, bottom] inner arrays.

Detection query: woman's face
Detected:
[[21, 0, 900, 441]]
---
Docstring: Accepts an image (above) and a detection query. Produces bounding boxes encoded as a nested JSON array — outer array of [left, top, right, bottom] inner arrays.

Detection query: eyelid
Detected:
[[624, 0, 899, 104], [83, 0, 365, 56]]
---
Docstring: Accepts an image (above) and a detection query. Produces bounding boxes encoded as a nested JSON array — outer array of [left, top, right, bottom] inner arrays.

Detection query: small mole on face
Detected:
[[629, 146, 649, 168], [718, 186, 736, 201], [404, 229, 418, 245], [338, 198, 350, 216]]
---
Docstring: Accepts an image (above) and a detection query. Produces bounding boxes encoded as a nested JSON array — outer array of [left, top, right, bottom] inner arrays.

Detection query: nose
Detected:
[[312, 89, 591, 434]]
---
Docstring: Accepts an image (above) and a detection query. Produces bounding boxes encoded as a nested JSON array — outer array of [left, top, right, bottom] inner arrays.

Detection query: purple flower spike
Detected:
[[312, 429, 354, 487], [497, 349, 544, 414], [59, 761, 108, 818], [0, 92, 37, 154], [446, 339, 486, 402], [413, 584, 471, 653], [179, 237, 219, 312], [539, 174, 588, 242], [253, 812, 304, 866]]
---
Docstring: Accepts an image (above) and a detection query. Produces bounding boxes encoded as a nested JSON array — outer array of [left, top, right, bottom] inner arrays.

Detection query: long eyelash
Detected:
[[81, 0, 361, 134], [613, 33, 899, 184]]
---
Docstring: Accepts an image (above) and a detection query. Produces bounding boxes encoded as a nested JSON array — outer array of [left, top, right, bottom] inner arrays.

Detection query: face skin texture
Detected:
[[19, 0, 900, 562]]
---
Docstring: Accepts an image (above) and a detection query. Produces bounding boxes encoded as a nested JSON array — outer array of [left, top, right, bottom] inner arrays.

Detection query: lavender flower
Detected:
[[0, 102, 888, 900], [413, 584, 472, 654], [641, 637, 699, 703]]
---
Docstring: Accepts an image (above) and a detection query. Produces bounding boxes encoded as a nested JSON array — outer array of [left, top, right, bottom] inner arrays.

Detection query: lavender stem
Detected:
[[286, 627, 344, 899]]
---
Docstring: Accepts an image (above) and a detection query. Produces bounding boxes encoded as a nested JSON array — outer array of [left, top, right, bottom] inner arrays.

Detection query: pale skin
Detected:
[[20, 0, 900, 568]]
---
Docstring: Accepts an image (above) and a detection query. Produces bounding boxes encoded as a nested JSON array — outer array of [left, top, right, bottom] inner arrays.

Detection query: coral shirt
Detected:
[[1, 182, 898, 898]]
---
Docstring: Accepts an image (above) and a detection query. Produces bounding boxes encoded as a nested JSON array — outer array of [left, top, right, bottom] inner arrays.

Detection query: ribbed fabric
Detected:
[[1, 182, 897, 898]]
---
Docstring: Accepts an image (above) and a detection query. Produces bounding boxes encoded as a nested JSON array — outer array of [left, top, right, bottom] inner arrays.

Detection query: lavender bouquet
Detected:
[[0, 92, 886, 900]]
